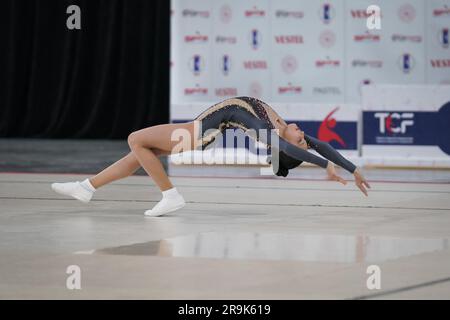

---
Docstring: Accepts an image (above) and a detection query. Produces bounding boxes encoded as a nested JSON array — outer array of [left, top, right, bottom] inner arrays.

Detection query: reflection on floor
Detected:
[[83, 232, 449, 263]]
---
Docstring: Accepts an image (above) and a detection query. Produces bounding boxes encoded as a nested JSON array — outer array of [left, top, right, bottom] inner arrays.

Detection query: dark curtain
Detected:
[[0, 0, 169, 139]]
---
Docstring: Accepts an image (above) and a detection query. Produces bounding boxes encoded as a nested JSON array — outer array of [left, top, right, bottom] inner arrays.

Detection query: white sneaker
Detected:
[[51, 181, 93, 203], [144, 194, 186, 217]]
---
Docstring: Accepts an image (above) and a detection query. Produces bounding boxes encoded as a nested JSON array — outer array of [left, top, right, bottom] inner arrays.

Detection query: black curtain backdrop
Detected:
[[0, 0, 169, 139]]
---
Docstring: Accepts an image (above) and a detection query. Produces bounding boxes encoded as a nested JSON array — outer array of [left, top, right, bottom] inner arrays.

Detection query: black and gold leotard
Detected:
[[193, 96, 356, 177]]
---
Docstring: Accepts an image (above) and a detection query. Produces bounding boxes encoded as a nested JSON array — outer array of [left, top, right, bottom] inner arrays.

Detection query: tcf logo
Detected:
[[249, 29, 261, 49], [319, 3, 335, 24], [375, 112, 414, 134]]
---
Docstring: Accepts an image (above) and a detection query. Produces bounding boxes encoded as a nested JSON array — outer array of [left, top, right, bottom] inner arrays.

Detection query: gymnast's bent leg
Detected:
[[127, 121, 196, 216], [52, 121, 196, 216], [50, 148, 170, 203]]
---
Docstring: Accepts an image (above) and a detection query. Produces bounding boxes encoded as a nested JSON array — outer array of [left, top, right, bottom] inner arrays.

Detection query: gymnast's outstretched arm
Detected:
[[304, 134, 371, 195], [275, 136, 329, 169], [242, 114, 369, 195], [304, 134, 356, 174], [259, 132, 347, 185]]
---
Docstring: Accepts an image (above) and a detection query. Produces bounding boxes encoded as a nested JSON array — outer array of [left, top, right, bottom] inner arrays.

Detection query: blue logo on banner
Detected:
[[402, 53, 412, 73], [251, 29, 260, 49], [323, 4, 331, 21], [363, 101, 450, 155], [222, 55, 230, 75], [193, 55, 201, 74], [441, 28, 449, 47]]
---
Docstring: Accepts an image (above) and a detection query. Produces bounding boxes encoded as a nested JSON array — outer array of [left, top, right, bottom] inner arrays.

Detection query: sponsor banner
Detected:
[[426, 0, 450, 84], [172, 0, 213, 102], [362, 85, 450, 160], [270, 0, 345, 103], [172, 0, 450, 106], [363, 106, 449, 154], [211, 1, 272, 101]]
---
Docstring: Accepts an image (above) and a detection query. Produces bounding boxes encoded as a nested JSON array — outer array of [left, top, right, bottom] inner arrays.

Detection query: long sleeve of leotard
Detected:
[[238, 114, 330, 169], [304, 134, 357, 173], [275, 136, 329, 169]]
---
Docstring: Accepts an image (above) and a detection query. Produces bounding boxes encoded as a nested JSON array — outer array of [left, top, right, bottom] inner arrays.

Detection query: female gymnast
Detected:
[[51, 96, 370, 216]]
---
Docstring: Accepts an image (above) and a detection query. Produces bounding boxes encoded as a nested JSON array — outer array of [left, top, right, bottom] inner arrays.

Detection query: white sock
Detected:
[[145, 187, 185, 217], [162, 187, 180, 198], [80, 178, 96, 192]]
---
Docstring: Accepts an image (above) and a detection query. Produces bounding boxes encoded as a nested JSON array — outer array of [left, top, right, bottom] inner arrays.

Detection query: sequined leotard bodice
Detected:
[[194, 96, 276, 150], [193, 96, 356, 177]]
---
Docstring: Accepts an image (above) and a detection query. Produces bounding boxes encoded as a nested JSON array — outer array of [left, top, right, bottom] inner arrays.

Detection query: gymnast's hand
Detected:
[[353, 168, 371, 197], [326, 161, 347, 186]]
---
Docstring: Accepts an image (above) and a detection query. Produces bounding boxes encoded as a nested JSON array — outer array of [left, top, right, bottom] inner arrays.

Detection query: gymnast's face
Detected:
[[284, 123, 307, 149]]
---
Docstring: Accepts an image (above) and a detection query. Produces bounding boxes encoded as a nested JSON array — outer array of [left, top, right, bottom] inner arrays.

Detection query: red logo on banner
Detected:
[[398, 4, 416, 23], [354, 33, 380, 42], [215, 88, 238, 97], [249, 82, 263, 98], [274, 35, 304, 44], [433, 6, 450, 17], [184, 86, 208, 96], [220, 5, 232, 23], [430, 59, 450, 68], [316, 58, 340, 68], [385, 114, 393, 134], [281, 55, 298, 74], [350, 10, 371, 18], [350, 9, 383, 19], [243, 60, 268, 69], [278, 83, 302, 95], [318, 107, 346, 147], [184, 33, 208, 43], [319, 30, 336, 48], [245, 6, 265, 17]]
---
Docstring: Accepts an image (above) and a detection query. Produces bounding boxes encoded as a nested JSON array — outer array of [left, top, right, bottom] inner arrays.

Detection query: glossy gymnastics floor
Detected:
[[0, 168, 449, 299]]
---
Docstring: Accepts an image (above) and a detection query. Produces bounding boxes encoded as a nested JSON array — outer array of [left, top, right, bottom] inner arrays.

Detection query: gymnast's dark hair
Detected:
[[268, 151, 303, 177]]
